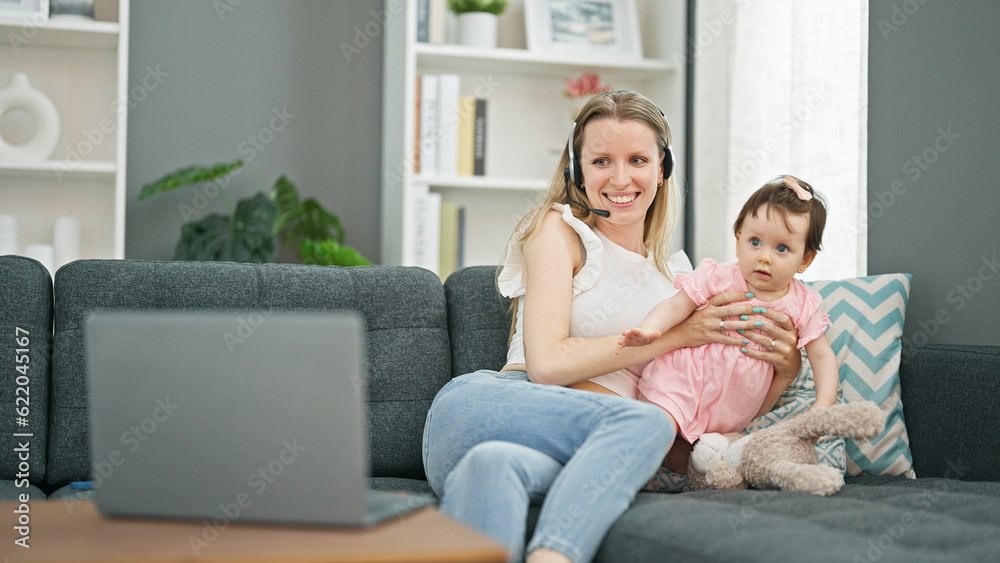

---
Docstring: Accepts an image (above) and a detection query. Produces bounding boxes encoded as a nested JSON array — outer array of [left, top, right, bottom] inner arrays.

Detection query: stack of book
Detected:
[[414, 73, 487, 178], [406, 184, 466, 281]]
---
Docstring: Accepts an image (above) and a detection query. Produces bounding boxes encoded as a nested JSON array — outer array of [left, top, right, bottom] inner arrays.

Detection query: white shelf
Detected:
[[0, 2, 128, 263], [0, 160, 116, 180], [418, 175, 547, 192], [0, 17, 119, 50], [416, 43, 676, 77], [381, 0, 687, 270]]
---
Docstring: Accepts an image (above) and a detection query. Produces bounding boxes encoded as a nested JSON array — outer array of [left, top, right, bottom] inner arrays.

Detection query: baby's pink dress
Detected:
[[637, 258, 831, 443]]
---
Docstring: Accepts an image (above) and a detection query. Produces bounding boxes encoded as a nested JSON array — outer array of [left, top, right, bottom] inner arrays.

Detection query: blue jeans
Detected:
[[422, 370, 675, 563]]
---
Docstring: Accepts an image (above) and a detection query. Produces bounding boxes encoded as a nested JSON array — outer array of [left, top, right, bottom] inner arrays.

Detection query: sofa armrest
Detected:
[[899, 343, 1000, 481]]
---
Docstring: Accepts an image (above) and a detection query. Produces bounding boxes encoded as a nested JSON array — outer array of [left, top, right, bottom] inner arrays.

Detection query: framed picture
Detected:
[[0, 0, 48, 20], [525, 0, 641, 60]]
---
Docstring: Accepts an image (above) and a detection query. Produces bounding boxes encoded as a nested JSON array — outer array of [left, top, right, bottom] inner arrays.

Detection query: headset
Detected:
[[564, 91, 675, 218]]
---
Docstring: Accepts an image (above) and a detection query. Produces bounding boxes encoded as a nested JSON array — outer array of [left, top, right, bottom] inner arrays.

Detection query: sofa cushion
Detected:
[[591, 477, 1000, 563], [444, 266, 511, 377], [803, 273, 914, 477], [48, 260, 449, 487], [0, 255, 52, 493]]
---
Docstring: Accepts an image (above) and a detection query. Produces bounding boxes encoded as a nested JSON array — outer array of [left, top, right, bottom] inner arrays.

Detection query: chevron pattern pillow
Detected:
[[803, 273, 915, 477]]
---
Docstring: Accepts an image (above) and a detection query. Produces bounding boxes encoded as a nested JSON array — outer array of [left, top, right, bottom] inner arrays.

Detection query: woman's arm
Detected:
[[520, 211, 802, 386], [520, 211, 673, 385]]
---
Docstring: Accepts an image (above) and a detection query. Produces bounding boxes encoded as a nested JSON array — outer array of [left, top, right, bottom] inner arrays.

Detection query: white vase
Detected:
[[0, 73, 62, 161], [457, 12, 498, 49]]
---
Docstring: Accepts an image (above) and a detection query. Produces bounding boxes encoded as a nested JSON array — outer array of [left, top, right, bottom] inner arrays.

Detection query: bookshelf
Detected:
[[0, 1, 130, 270], [380, 0, 687, 274]]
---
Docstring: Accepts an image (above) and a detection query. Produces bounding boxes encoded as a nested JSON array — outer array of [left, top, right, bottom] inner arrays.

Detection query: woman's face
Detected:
[[578, 118, 663, 226]]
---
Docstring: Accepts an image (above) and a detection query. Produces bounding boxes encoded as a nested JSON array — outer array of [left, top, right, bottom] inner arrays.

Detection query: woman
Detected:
[[422, 91, 802, 563]]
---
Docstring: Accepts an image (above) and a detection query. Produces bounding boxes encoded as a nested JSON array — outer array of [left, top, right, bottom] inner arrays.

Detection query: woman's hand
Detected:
[[672, 291, 803, 381]]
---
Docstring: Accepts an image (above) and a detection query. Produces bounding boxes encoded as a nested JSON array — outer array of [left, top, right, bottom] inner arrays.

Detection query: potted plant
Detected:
[[138, 159, 371, 266], [447, 0, 508, 48]]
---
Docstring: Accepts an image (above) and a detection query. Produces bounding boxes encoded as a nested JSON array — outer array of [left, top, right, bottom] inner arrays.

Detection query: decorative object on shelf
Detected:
[[563, 71, 613, 119], [0, 214, 17, 255], [0, 0, 49, 19], [0, 72, 61, 161], [139, 160, 371, 266], [48, 0, 93, 19], [52, 215, 80, 270], [525, 0, 641, 59], [24, 243, 54, 275], [447, 0, 508, 48]]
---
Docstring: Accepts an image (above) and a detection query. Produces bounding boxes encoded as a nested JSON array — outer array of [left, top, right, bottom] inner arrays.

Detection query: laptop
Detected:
[[86, 310, 434, 526]]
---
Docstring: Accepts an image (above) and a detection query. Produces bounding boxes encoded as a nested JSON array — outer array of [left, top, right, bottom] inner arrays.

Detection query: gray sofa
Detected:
[[2, 254, 999, 562]]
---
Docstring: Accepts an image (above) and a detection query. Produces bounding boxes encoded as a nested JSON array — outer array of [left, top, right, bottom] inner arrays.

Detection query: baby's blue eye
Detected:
[[777, 244, 789, 253], [750, 238, 761, 247]]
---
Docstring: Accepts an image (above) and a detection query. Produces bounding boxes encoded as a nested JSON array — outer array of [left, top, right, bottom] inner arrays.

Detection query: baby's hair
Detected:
[[732, 175, 827, 256]]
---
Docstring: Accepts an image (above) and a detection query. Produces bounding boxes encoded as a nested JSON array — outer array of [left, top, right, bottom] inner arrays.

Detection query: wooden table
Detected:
[[4, 500, 507, 562]]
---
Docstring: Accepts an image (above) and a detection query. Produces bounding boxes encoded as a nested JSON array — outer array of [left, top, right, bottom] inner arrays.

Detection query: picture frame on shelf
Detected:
[[524, 0, 641, 60], [0, 0, 48, 20]]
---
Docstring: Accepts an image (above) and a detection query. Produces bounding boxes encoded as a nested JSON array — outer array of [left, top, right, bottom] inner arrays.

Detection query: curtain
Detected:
[[692, 0, 868, 280]]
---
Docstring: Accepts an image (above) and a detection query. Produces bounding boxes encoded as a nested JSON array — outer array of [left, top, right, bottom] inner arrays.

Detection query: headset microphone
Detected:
[[564, 167, 610, 218]]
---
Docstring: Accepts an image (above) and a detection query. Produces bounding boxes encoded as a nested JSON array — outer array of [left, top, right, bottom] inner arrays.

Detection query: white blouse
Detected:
[[497, 204, 693, 399]]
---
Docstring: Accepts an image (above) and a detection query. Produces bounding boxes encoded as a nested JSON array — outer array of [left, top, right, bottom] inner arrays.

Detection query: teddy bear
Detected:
[[685, 401, 885, 496]]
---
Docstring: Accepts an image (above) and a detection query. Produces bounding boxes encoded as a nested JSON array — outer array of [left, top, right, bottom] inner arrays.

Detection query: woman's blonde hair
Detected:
[[501, 90, 678, 278]]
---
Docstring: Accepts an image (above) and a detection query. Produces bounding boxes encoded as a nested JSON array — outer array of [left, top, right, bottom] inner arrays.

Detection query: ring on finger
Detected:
[[720, 320, 725, 332], [768, 339, 776, 351]]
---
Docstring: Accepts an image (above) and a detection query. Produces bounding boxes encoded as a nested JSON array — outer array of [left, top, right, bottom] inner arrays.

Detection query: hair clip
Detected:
[[783, 175, 812, 201]]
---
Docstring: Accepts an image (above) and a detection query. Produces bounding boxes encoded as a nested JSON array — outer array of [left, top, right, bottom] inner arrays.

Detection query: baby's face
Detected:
[[735, 205, 814, 299]]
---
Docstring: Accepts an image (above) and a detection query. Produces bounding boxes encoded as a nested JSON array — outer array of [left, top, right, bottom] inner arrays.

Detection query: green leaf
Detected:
[[173, 192, 277, 263], [299, 237, 372, 267], [272, 175, 345, 248], [139, 160, 243, 201]]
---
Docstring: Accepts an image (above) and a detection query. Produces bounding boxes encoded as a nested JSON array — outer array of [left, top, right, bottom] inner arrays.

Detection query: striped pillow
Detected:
[[803, 273, 915, 477]]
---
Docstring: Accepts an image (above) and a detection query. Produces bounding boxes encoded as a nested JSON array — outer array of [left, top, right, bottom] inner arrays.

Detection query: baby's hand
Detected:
[[615, 328, 663, 354]]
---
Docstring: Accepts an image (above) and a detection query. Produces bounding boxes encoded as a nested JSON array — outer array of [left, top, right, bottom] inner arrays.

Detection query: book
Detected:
[[436, 74, 461, 177], [418, 74, 439, 177], [407, 184, 441, 274], [428, 0, 446, 44], [413, 75, 422, 174], [457, 96, 476, 176], [439, 200, 461, 280], [416, 0, 430, 43], [474, 98, 487, 176], [456, 205, 466, 269]]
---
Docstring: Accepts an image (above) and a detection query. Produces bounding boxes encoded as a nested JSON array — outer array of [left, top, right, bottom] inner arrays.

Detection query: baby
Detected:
[[617, 175, 839, 443]]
